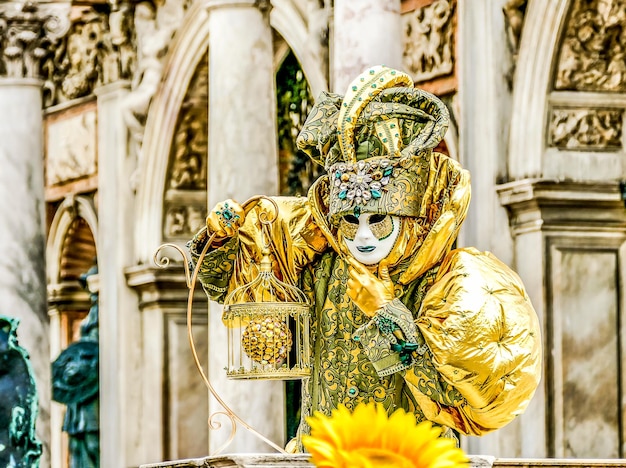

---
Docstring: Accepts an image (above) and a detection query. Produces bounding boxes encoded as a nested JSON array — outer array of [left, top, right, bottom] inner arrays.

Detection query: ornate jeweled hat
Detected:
[[296, 65, 450, 222]]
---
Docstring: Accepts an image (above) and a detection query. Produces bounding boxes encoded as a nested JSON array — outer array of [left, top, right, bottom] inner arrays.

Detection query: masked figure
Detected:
[[189, 66, 541, 447]]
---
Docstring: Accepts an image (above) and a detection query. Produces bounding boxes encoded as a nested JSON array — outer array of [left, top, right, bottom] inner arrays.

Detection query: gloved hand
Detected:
[[346, 257, 395, 317], [206, 199, 246, 239]]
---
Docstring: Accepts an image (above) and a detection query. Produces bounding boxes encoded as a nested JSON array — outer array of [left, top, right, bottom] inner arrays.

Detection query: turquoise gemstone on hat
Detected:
[[371, 190, 382, 199], [338, 190, 347, 200], [383, 167, 393, 176]]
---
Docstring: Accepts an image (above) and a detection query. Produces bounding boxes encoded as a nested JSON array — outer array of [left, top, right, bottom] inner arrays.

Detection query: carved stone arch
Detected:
[[134, 1, 211, 263], [509, 0, 626, 181], [270, 0, 328, 97], [508, 0, 570, 179], [46, 194, 98, 468], [46, 194, 98, 343], [47, 195, 98, 284], [499, 0, 626, 458], [135, 0, 329, 262]]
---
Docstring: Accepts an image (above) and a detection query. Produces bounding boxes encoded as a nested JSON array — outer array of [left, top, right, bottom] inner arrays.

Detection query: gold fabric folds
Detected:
[[405, 248, 541, 435]]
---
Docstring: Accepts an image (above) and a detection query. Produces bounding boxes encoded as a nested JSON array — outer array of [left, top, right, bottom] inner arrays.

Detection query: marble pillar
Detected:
[[0, 5, 70, 466], [0, 78, 50, 467], [457, 0, 535, 456], [206, 0, 283, 454], [95, 82, 144, 467], [331, 0, 403, 93], [457, 0, 514, 263]]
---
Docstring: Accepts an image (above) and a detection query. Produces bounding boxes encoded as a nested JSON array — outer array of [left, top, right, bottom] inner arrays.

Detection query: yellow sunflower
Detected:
[[302, 402, 468, 468]]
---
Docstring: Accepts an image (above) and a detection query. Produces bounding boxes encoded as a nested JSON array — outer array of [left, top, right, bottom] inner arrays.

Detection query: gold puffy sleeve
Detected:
[[404, 247, 542, 435], [189, 196, 328, 302]]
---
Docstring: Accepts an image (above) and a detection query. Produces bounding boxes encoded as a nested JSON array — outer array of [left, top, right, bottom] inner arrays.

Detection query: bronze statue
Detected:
[[52, 266, 99, 468], [0, 315, 42, 467]]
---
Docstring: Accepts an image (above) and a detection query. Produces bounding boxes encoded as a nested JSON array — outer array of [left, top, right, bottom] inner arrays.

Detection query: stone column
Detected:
[[457, 0, 529, 457], [126, 265, 210, 462], [331, 0, 403, 93], [206, 0, 283, 454], [497, 180, 626, 458], [0, 4, 69, 467], [94, 81, 143, 467], [457, 0, 514, 262]]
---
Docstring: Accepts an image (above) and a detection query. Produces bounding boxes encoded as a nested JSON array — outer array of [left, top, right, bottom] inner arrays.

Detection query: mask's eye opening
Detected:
[[343, 214, 359, 224], [369, 214, 387, 224]]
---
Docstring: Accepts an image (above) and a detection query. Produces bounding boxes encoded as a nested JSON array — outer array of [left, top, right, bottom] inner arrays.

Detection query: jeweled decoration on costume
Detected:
[[215, 202, 239, 228], [331, 158, 397, 205]]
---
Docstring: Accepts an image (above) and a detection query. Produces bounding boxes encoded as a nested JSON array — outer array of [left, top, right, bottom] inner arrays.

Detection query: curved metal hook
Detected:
[[153, 242, 192, 288], [208, 411, 237, 456], [154, 194, 288, 456]]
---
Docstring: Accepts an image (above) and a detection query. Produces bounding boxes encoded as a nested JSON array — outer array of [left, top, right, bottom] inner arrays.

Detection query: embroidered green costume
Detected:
[[189, 66, 541, 446]]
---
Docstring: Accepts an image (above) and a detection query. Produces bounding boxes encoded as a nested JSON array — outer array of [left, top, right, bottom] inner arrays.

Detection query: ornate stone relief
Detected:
[[549, 108, 623, 150], [402, 0, 455, 83], [46, 106, 98, 186], [555, 0, 626, 92], [502, 0, 527, 88], [163, 205, 206, 240], [167, 54, 207, 191], [122, 0, 189, 147], [163, 54, 208, 240], [0, 2, 70, 79], [42, 3, 136, 106], [503, 0, 527, 58]]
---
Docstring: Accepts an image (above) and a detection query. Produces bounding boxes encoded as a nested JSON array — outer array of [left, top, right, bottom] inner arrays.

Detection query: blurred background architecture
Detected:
[[0, 0, 625, 466]]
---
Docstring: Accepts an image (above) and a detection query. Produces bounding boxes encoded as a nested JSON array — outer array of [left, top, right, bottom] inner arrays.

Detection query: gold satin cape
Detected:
[[189, 153, 542, 443]]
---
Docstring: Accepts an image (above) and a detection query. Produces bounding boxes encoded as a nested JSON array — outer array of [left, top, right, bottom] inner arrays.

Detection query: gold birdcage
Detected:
[[222, 211, 311, 380], [154, 195, 310, 454]]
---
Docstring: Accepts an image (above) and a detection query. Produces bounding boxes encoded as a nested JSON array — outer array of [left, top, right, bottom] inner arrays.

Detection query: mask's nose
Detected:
[[354, 218, 375, 244]]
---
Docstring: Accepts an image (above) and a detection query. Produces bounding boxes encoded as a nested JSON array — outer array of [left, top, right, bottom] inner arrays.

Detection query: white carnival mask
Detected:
[[339, 213, 401, 265]]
